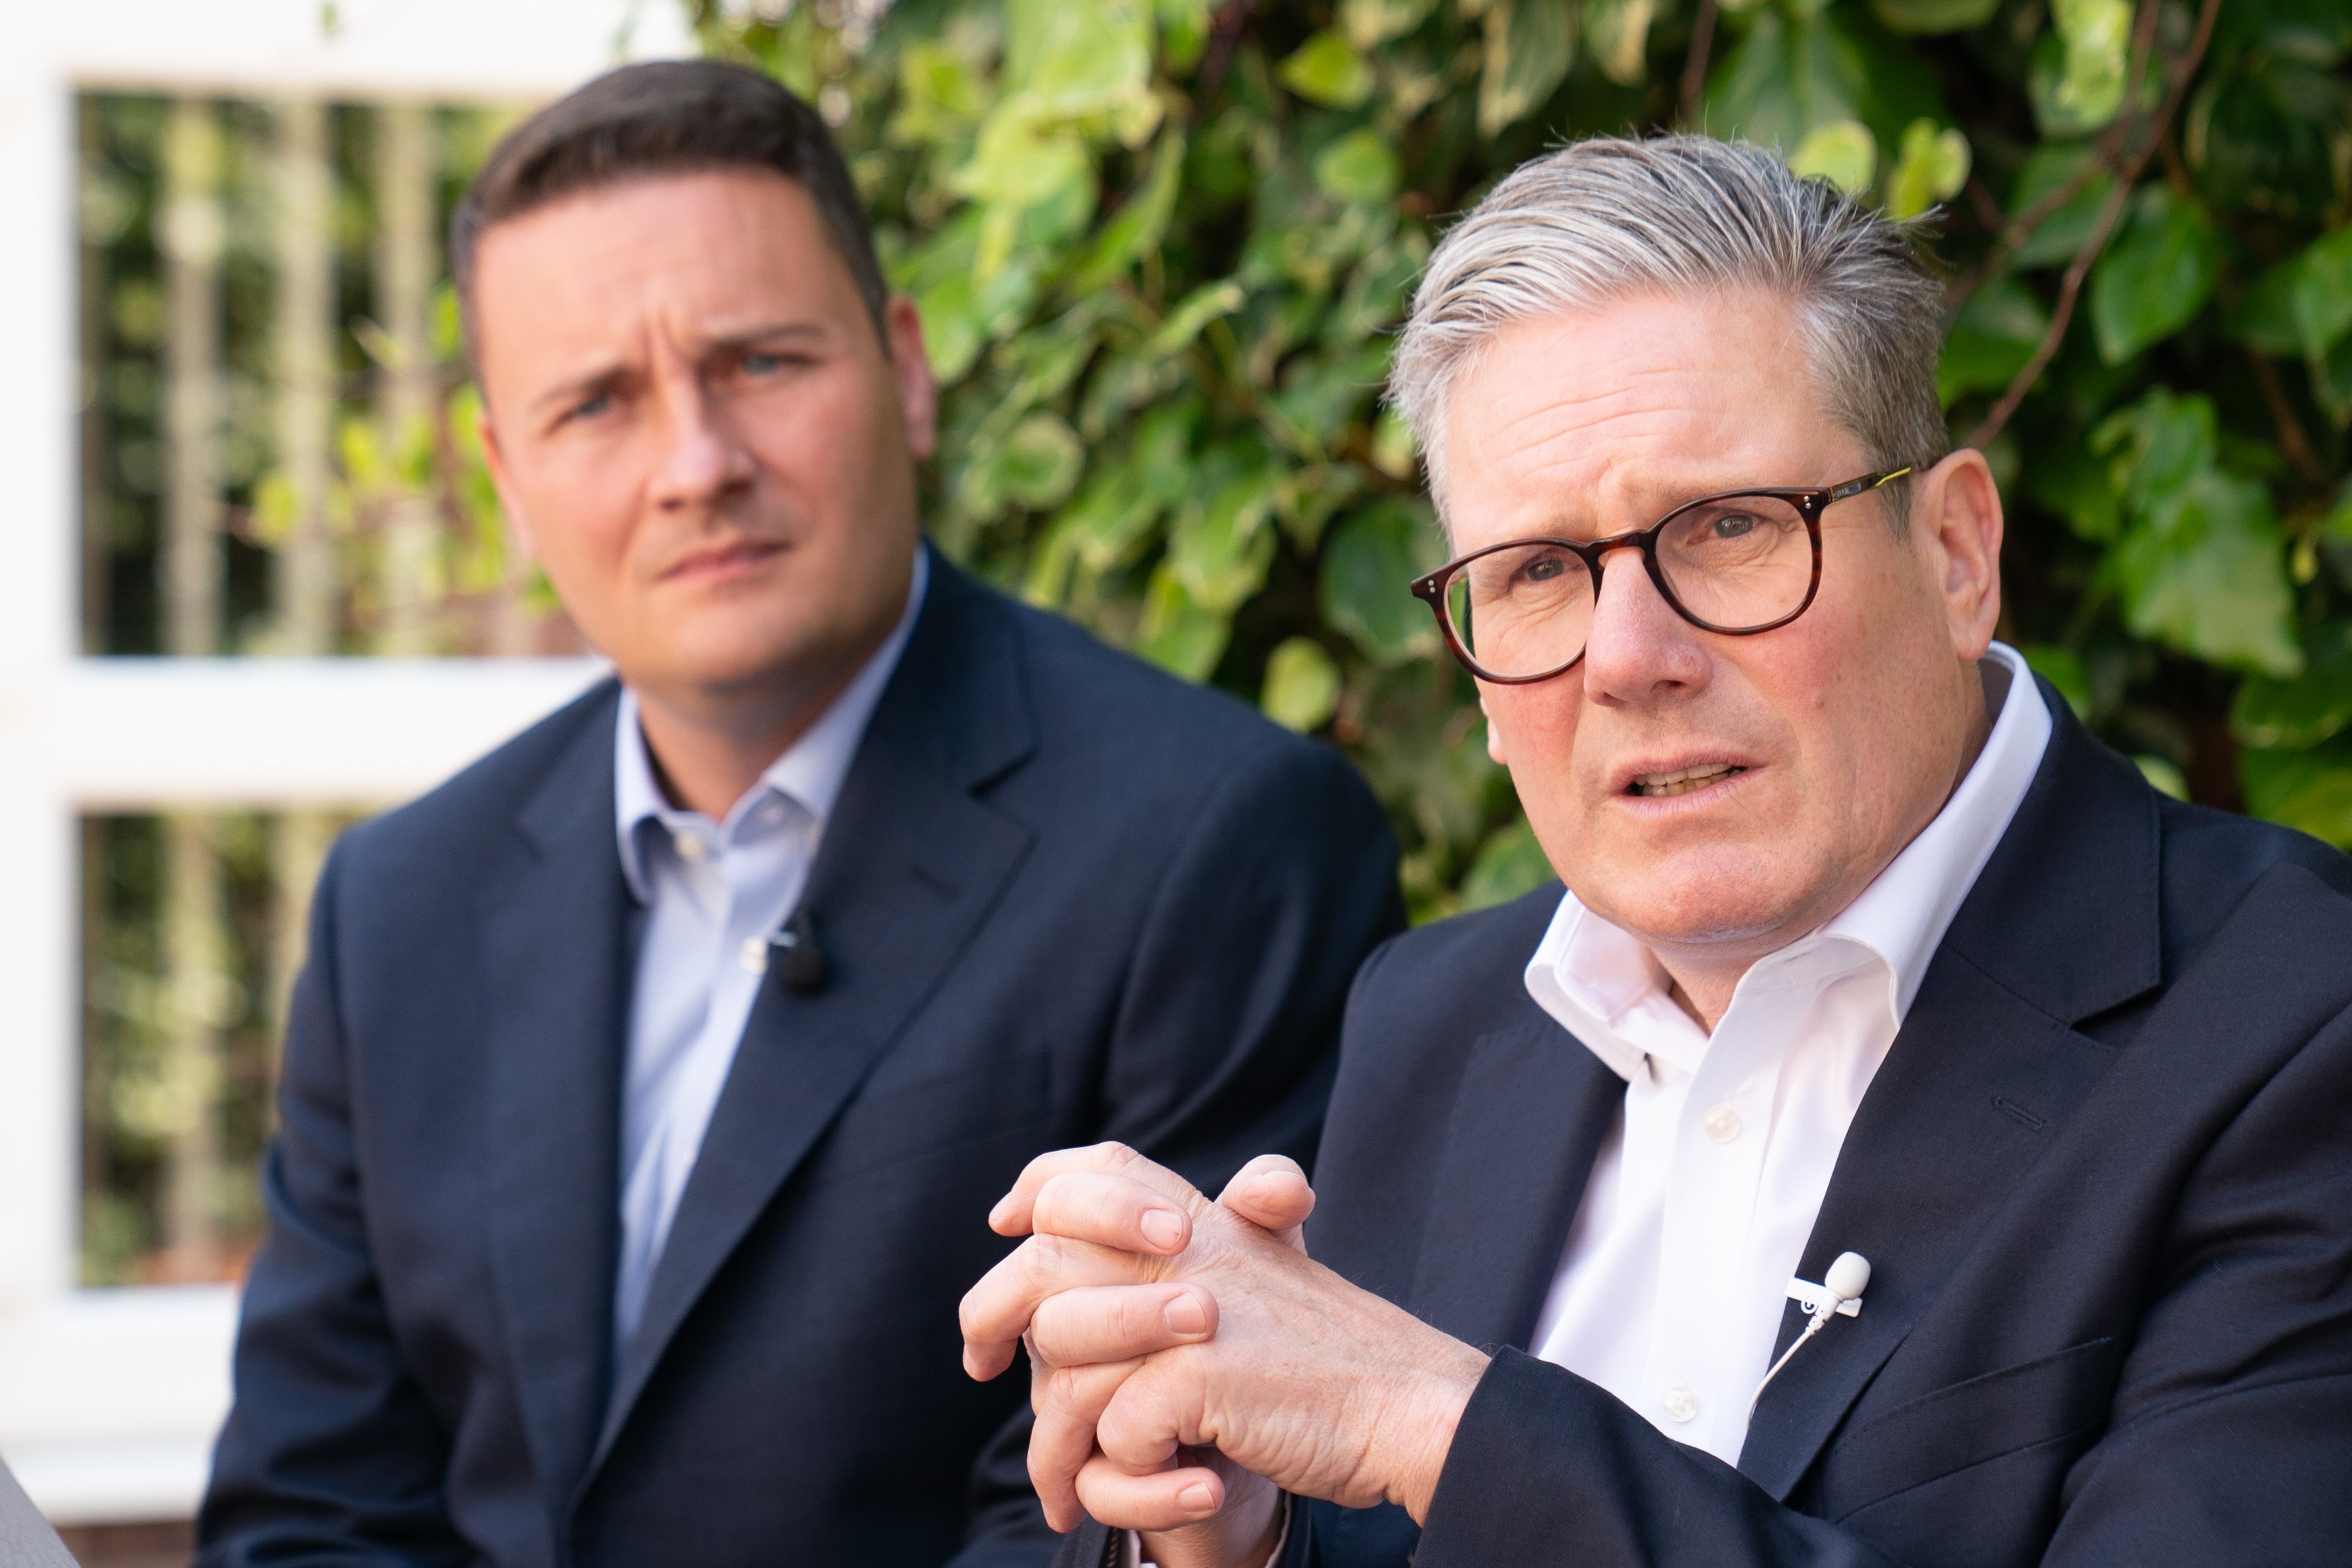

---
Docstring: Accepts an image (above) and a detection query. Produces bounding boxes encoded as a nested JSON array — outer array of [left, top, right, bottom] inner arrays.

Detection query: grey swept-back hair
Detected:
[[1389, 134, 1948, 532]]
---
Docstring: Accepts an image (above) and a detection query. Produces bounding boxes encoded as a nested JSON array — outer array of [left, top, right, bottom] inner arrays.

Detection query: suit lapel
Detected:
[[583, 554, 1039, 1483], [477, 685, 632, 1526], [1738, 690, 2163, 1497], [1409, 1018, 1623, 1352]]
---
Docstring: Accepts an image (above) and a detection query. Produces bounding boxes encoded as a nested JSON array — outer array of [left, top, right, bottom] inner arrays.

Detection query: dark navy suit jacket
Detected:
[[197, 553, 1402, 1568], [1062, 683, 2352, 1567]]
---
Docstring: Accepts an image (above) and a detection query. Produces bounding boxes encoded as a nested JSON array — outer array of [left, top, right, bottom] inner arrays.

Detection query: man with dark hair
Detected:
[[195, 60, 1400, 1568]]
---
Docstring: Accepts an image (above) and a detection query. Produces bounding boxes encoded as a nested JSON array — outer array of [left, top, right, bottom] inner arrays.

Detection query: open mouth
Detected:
[[1629, 763, 1746, 798]]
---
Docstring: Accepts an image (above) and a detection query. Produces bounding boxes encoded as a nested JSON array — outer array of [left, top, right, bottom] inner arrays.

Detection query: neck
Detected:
[[630, 678, 835, 820], [1649, 654, 2002, 1033]]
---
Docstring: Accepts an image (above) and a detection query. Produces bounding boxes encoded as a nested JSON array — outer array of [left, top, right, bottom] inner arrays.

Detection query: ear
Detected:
[[882, 294, 938, 463], [475, 403, 539, 562], [1480, 688, 1510, 765], [1911, 449, 2003, 661]]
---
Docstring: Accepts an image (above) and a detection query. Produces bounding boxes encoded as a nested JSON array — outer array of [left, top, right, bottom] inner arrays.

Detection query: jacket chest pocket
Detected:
[[1818, 1335, 2122, 1520]]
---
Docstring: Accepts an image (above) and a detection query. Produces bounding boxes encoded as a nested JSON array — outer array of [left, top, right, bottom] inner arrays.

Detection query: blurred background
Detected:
[[1, 0, 2344, 1559]]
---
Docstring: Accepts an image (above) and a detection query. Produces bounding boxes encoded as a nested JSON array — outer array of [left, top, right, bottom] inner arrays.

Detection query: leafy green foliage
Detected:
[[695, 0, 2352, 914]]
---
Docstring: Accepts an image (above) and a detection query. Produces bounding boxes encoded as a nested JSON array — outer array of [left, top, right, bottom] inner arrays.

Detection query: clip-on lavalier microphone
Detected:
[[1748, 1251, 1871, 1418], [740, 905, 830, 995]]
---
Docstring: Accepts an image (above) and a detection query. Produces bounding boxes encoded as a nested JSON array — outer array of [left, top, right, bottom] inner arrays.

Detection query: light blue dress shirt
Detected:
[[608, 549, 929, 1356]]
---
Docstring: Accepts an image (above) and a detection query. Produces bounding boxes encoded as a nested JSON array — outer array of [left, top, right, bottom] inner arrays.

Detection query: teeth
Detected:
[[1631, 763, 1741, 797]]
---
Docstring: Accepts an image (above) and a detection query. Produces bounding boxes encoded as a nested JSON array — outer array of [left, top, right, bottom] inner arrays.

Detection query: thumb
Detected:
[[1216, 1154, 1315, 1252]]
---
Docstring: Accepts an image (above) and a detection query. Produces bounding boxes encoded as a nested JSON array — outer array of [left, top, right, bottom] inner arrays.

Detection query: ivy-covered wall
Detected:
[[697, 0, 2352, 922]]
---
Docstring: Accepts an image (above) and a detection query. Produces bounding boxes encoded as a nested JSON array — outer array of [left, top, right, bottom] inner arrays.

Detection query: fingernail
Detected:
[[1163, 1292, 1209, 1337], [1179, 1482, 1217, 1516], [1140, 1209, 1184, 1251]]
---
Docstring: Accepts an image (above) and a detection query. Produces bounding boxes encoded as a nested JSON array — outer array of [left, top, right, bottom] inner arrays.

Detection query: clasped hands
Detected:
[[959, 1144, 1490, 1567]]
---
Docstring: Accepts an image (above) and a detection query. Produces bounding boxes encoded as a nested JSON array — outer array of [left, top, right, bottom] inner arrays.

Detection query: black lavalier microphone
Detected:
[[766, 905, 829, 995]]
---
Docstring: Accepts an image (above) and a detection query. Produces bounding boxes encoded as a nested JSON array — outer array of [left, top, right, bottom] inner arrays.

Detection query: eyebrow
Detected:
[[525, 319, 837, 420]]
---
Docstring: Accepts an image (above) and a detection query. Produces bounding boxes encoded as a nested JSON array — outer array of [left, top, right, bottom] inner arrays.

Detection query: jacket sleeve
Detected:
[[958, 732, 1404, 1565], [195, 843, 467, 1567], [1412, 1352, 1904, 1568], [1411, 999, 2352, 1568]]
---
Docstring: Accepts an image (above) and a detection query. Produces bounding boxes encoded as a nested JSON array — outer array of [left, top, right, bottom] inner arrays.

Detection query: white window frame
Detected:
[[0, 0, 688, 1525]]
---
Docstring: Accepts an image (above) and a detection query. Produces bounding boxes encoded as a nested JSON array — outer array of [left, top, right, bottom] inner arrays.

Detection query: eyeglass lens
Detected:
[[1443, 494, 1813, 679]]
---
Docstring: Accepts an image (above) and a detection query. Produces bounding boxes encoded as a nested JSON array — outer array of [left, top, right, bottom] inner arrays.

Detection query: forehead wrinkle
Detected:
[[1466, 371, 1766, 525]]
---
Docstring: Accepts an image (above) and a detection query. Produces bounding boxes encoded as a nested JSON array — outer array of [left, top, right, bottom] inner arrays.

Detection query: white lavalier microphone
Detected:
[[1748, 1251, 1871, 1418]]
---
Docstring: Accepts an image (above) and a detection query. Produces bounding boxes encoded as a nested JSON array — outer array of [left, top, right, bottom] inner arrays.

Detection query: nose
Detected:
[[647, 371, 756, 517], [1578, 542, 1710, 705]]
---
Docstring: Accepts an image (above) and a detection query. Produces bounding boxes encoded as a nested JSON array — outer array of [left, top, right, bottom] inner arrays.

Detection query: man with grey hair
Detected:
[[959, 135, 2352, 1567]]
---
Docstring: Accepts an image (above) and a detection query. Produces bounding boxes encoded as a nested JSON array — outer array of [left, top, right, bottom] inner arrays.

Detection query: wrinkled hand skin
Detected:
[[959, 1144, 1490, 1559]]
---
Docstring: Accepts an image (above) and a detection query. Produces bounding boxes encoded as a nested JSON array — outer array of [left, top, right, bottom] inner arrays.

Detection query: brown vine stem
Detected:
[[2250, 350, 2330, 487], [1940, 0, 2164, 318], [1195, 0, 1259, 106], [1961, 0, 2223, 452], [1681, 0, 1720, 126]]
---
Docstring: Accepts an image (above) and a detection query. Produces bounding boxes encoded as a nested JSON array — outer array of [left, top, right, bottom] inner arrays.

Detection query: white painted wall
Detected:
[[0, 0, 684, 1525]]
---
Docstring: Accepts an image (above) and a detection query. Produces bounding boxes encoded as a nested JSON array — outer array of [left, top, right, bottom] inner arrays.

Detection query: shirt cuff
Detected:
[[1123, 1492, 1293, 1568]]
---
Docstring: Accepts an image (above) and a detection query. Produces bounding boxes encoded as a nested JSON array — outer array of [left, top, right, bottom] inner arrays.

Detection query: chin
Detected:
[[651, 629, 824, 696], [1581, 846, 1811, 951]]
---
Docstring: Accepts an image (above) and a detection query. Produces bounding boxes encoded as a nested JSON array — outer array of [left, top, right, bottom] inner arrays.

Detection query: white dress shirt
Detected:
[[1524, 642, 2050, 1464], [608, 549, 928, 1357]]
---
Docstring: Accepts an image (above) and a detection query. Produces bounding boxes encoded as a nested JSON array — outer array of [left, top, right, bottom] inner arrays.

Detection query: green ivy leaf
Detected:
[[1148, 280, 1247, 356], [2025, 438, 2122, 542], [2241, 738, 2352, 847], [2114, 468, 2301, 677], [2133, 755, 2190, 799], [2031, 0, 2133, 135], [1883, 118, 1969, 219], [1711, 3, 1947, 156], [1478, 0, 1577, 138], [2007, 141, 2114, 268], [1461, 818, 1556, 910], [2233, 623, 2352, 750], [1322, 499, 1446, 664], [2311, 333, 2352, 425], [1171, 462, 1284, 611], [2227, 254, 2309, 355], [1261, 636, 1343, 732], [996, 413, 1086, 510], [1004, 0, 1153, 119], [2021, 644, 2094, 717], [1940, 276, 2049, 405], [1279, 29, 1376, 109], [1789, 119, 1878, 195], [1137, 561, 1231, 680], [1070, 131, 1187, 292], [2185, 46, 2352, 225], [2092, 385, 2215, 517], [1584, 0, 1657, 87], [1156, 0, 1214, 71], [1340, 0, 1438, 49], [1870, 0, 1999, 37], [890, 40, 989, 145], [953, 112, 1094, 209], [1313, 128, 1402, 206], [2289, 224, 2352, 360], [2089, 187, 2221, 365]]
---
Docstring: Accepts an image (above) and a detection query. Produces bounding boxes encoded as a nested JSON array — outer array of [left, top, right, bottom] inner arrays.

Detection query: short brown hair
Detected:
[[451, 60, 888, 350]]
